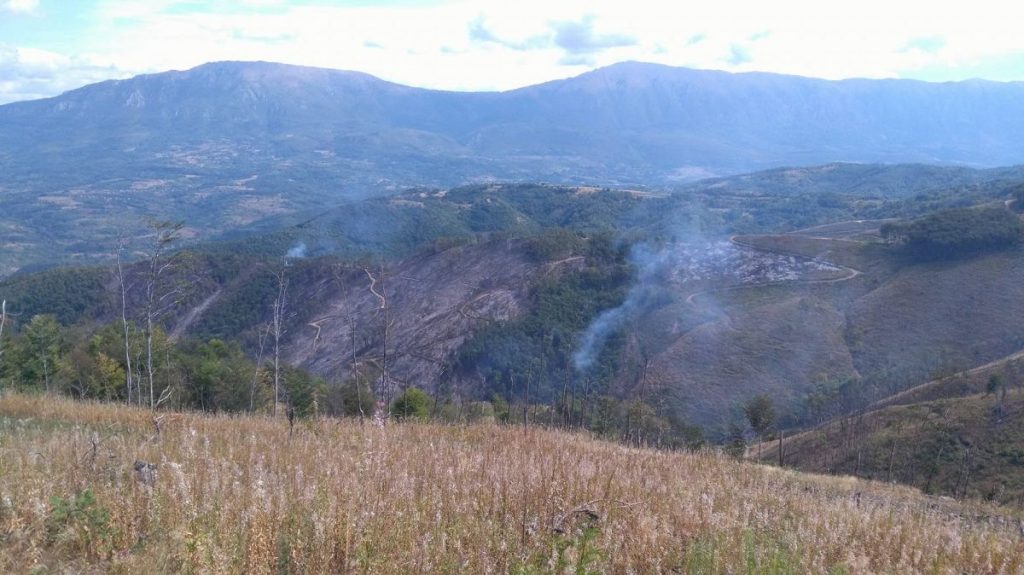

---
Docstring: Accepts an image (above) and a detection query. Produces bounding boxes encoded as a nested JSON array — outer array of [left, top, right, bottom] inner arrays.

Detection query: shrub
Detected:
[[390, 387, 433, 420]]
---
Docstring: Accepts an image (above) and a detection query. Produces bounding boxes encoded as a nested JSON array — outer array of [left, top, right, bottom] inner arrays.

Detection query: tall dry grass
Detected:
[[1, 392, 1022, 574]]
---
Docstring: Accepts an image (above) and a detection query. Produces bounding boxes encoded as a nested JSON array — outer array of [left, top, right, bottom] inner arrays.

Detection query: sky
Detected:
[[2, 0, 1024, 104]]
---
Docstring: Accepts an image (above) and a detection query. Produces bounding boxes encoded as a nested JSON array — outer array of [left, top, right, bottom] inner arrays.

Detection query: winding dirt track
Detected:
[[729, 226, 1024, 454], [871, 348, 1024, 410], [685, 235, 863, 307]]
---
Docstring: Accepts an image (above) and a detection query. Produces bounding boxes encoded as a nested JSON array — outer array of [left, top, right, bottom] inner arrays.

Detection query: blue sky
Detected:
[[2, 0, 1024, 104]]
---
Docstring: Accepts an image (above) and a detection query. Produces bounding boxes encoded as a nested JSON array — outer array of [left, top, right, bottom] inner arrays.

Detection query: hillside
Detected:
[[8, 182, 1024, 440], [1, 393, 1022, 573], [5, 59, 1024, 274], [752, 330, 1024, 505], [761, 388, 1024, 506], [9, 179, 1024, 444], [581, 213, 1024, 435]]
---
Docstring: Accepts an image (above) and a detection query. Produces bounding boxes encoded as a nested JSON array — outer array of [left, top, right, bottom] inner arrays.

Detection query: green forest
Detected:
[[881, 205, 1023, 259]]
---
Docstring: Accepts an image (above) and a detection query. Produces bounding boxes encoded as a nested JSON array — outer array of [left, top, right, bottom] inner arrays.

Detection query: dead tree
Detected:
[[638, 357, 651, 446], [955, 447, 974, 499], [561, 358, 571, 427], [350, 315, 366, 423], [523, 371, 532, 432], [333, 264, 366, 424], [250, 323, 271, 413], [778, 431, 785, 466], [271, 265, 289, 418], [886, 438, 898, 482], [140, 220, 187, 410], [0, 299, 7, 372], [363, 265, 392, 413], [115, 237, 135, 406]]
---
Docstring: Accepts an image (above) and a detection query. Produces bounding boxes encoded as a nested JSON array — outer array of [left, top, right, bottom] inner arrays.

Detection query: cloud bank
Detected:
[[2, 0, 1024, 104]]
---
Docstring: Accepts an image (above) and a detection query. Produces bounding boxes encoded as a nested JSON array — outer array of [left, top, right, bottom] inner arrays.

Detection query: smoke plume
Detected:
[[572, 243, 670, 371], [286, 241, 307, 258]]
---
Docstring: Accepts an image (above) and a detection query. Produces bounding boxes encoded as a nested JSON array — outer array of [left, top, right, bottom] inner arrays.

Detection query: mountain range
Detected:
[[6, 60, 1024, 185], [5, 60, 1024, 275]]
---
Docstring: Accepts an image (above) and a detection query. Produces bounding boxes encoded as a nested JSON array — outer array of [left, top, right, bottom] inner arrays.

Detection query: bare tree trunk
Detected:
[[116, 243, 134, 406], [142, 220, 185, 411], [569, 373, 577, 429], [363, 266, 390, 414], [379, 264, 390, 414], [250, 323, 271, 412], [0, 300, 7, 372], [887, 439, 898, 482], [561, 360, 570, 427], [144, 252, 157, 410], [778, 431, 784, 466], [350, 316, 365, 424], [135, 352, 144, 407], [583, 377, 591, 431], [956, 447, 973, 499], [523, 371, 531, 433], [272, 266, 288, 418], [146, 312, 155, 409], [638, 358, 650, 446]]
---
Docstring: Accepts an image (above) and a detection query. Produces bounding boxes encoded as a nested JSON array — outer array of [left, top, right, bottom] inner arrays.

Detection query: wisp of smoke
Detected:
[[286, 241, 307, 258], [572, 243, 670, 372]]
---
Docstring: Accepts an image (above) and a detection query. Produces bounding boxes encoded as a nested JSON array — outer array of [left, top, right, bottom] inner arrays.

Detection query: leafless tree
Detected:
[[140, 220, 188, 410], [0, 299, 7, 369], [250, 323, 271, 413], [523, 371, 531, 432], [350, 315, 366, 423], [363, 265, 392, 413], [115, 236, 136, 405], [955, 446, 974, 499], [271, 265, 289, 417], [331, 264, 367, 423]]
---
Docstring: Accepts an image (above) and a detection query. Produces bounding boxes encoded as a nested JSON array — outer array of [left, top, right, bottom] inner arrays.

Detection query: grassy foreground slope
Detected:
[[2, 395, 1023, 574]]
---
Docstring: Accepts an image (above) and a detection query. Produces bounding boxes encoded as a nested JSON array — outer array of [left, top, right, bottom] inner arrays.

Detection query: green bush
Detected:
[[390, 387, 433, 420]]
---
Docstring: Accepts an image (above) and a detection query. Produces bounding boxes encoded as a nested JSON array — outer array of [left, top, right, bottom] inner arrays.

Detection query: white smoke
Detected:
[[286, 241, 307, 258], [572, 243, 670, 371]]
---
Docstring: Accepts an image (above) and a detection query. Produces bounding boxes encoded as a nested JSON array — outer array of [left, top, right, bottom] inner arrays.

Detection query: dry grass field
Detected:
[[1, 393, 1023, 574]]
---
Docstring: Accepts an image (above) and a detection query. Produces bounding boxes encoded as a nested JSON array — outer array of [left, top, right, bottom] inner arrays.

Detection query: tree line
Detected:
[[880, 205, 1023, 260]]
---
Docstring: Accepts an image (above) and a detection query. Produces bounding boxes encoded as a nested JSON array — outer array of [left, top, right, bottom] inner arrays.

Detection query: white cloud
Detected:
[[0, 43, 128, 103], [3, 0, 1024, 104], [2, 0, 39, 13]]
